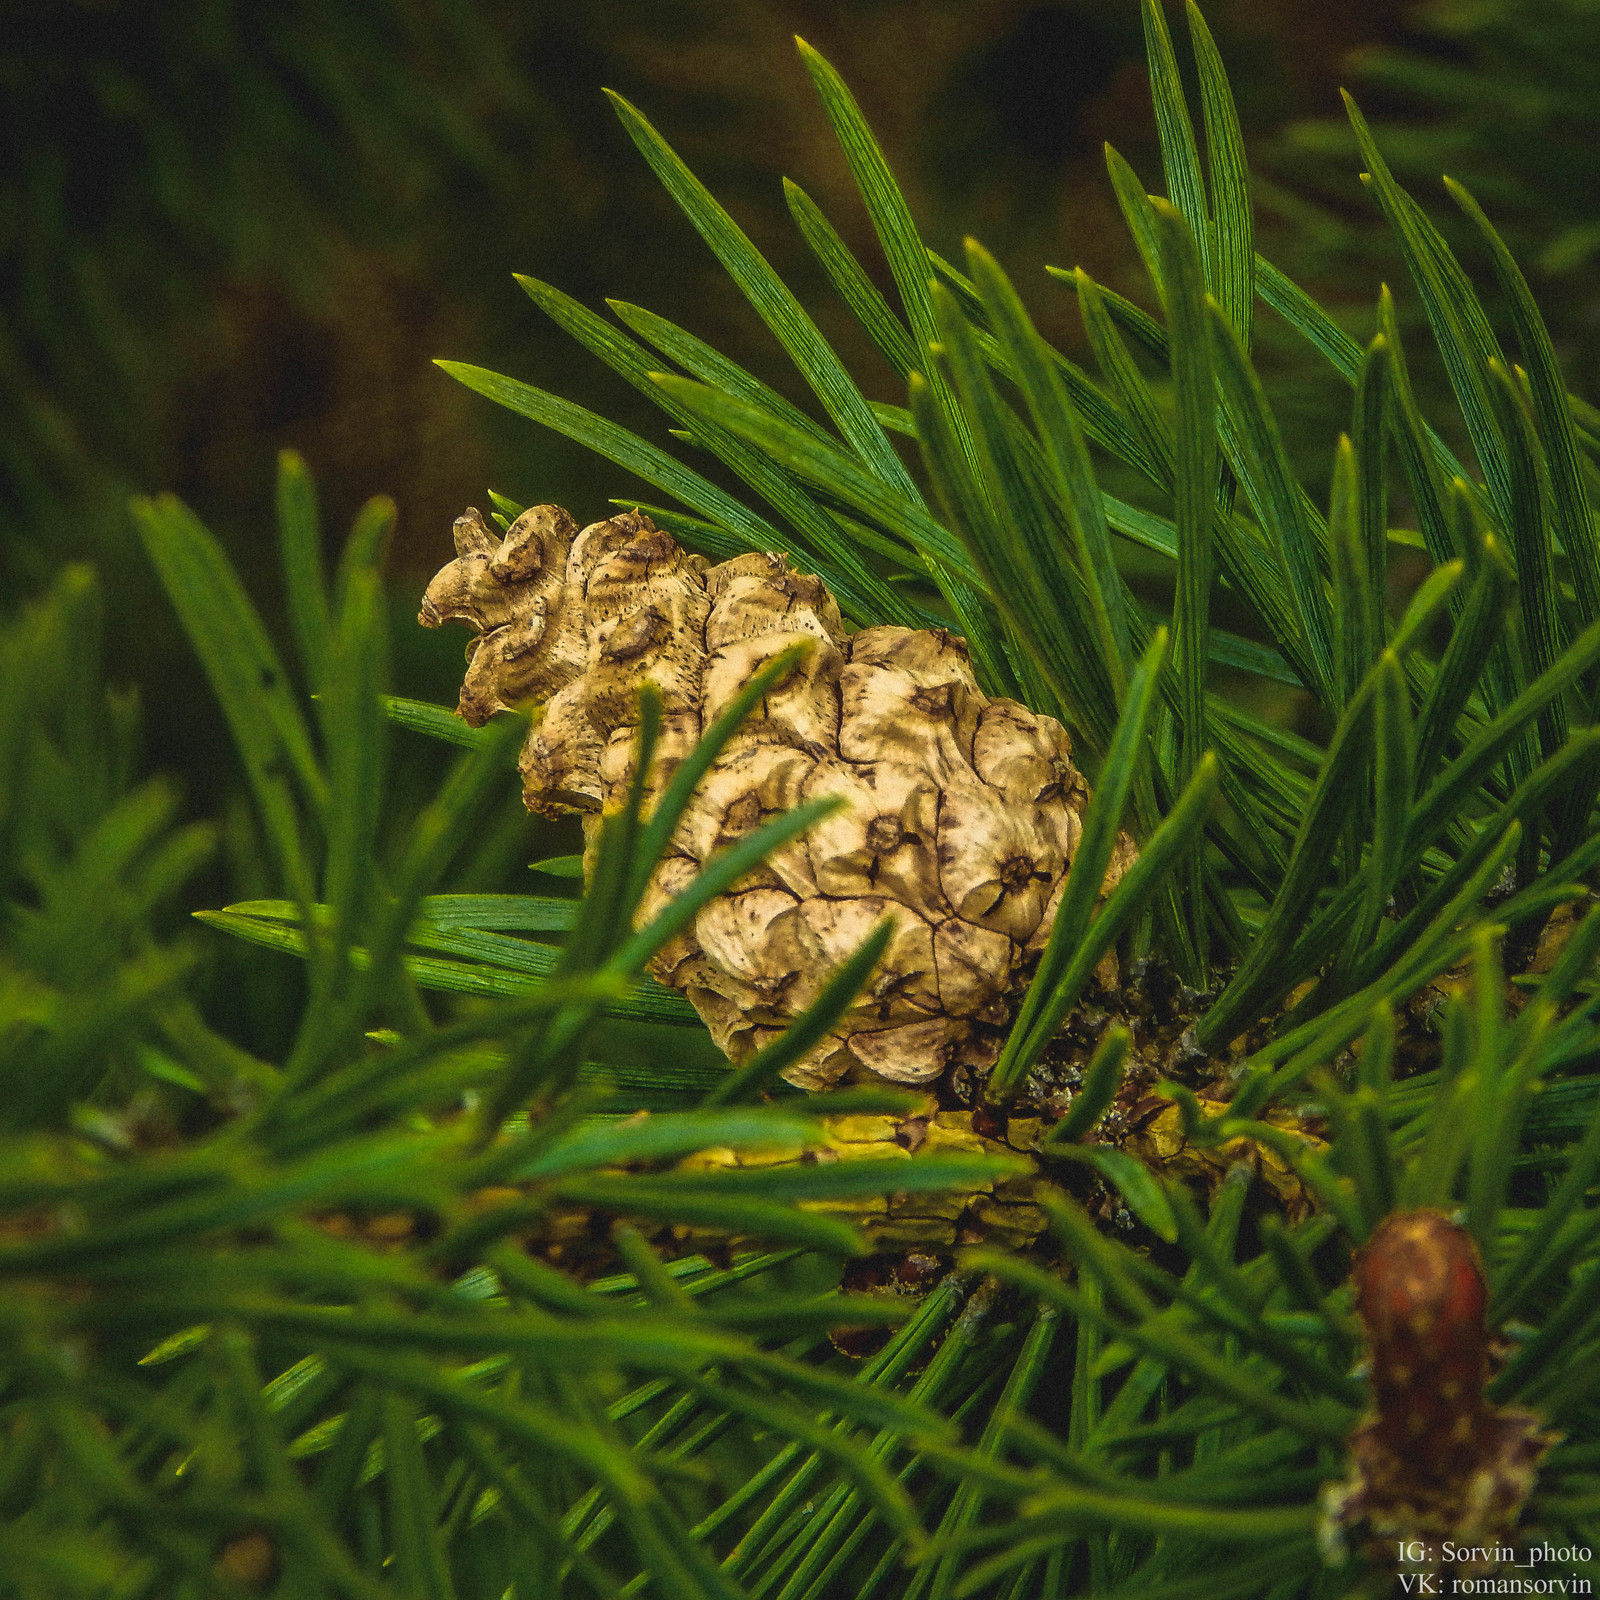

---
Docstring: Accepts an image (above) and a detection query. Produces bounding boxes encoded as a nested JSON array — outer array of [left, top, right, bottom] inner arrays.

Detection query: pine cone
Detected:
[[421, 505, 1136, 1094]]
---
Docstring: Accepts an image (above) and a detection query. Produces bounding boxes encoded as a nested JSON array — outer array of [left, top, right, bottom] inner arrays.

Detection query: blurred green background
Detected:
[[6, 0, 1596, 973]]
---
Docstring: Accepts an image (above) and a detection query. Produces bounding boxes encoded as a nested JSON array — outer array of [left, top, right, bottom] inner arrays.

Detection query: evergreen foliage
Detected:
[[4, 4, 1600, 1595], [1277, 0, 1600, 403]]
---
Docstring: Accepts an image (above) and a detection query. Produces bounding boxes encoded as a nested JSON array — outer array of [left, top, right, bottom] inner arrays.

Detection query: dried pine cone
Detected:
[[421, 504, 1136, 1094]]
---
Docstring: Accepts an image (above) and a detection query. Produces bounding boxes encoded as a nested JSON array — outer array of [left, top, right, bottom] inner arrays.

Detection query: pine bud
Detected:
[[1322, 1209, 1555, 1570]]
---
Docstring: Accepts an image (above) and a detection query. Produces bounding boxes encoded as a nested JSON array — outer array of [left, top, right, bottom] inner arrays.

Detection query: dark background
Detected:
[[7, 0, 1598, 828]]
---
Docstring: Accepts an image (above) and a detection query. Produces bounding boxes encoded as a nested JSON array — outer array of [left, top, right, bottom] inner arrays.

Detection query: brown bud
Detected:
[[1354, 1209, 1492, 1465], [1321, 1209, 1556, 1568]]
